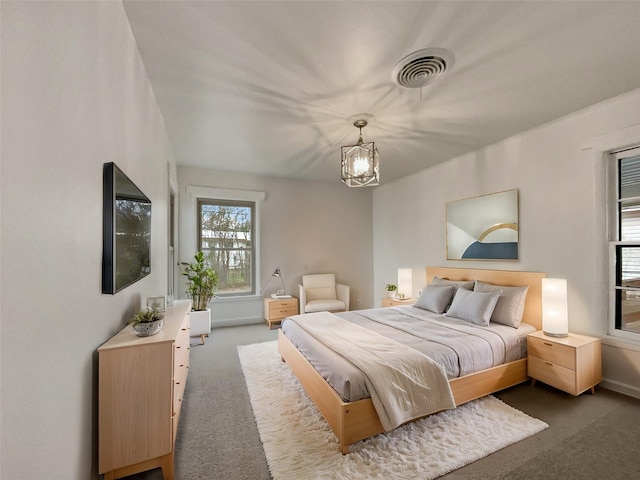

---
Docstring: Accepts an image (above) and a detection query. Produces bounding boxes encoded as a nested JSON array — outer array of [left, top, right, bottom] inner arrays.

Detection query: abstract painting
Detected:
[[446, 189, 519, 260]]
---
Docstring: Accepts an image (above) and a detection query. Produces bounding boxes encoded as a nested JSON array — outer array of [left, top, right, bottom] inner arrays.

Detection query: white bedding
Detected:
[[287, 311, 456, 431], [282, 305, 535, 403]]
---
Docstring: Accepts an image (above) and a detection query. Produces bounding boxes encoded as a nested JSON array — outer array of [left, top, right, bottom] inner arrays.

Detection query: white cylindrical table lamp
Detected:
[[398, 268, 412, 299], [542, 278, 568, 337]]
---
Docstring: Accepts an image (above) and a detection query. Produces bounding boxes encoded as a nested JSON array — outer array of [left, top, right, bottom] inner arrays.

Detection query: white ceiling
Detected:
[[123, 1, 640, 184]]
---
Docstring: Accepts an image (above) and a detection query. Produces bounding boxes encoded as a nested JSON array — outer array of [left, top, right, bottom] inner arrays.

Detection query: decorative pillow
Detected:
[[445, 288, 502, 326], [430, 276, 475, 311], [473, 280, 529, 328], [430, 276, 474, 291], [414, 285, 456, 314]]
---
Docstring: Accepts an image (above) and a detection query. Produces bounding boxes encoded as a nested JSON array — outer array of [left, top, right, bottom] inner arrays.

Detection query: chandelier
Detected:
[[341, 118, 379, 187]]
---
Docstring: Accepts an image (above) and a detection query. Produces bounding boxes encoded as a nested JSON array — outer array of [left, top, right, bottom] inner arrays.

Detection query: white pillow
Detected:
[[414, 285, 456, 314], [445, 288, 502, 326], [473, 280, 529, 328]]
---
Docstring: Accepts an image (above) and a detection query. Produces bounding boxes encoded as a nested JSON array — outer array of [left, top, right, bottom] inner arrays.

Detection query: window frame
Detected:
[[185, 186, 265, 302], [197, 198, 256, 297], [609, 146, 640, 340]]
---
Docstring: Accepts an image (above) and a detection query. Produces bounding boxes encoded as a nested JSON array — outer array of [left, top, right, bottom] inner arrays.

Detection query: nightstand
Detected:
[[381, 297, 415, 307], [263, 297, 298, 329], [527, 330, 602, 395]]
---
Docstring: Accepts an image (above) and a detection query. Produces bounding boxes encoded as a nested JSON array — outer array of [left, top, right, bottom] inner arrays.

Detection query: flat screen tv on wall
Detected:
[[102, 162, 151, 294]]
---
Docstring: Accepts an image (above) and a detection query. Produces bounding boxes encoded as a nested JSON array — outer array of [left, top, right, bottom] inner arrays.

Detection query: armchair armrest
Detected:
[[298, 284, 308, 314], [336, 283, 350, 311]]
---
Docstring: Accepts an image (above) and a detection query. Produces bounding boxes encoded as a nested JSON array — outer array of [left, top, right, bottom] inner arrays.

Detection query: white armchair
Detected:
[[299, 273, 350, 314]]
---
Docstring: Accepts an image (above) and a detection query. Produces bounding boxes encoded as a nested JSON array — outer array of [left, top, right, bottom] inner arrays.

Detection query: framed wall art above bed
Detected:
[[446, 189, 519, 260]]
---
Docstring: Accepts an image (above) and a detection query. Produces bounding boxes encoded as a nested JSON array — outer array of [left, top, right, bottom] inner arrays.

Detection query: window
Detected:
[[198, 199, 255, 296], [610, 146, 640, 337]]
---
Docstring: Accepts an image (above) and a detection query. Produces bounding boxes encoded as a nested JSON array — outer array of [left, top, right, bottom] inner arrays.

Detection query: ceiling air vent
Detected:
[[392, 48, 455, 89]]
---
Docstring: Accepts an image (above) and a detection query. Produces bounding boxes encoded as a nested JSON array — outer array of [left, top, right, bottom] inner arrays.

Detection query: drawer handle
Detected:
[[543, 342, 553, 347], [545, 362, 553, 367], [176, 346, 181, 349]]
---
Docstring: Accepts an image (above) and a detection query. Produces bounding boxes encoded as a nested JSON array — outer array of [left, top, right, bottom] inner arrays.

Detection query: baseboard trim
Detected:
[[600, 378, 640, 400], [211, 316, 264, 328]]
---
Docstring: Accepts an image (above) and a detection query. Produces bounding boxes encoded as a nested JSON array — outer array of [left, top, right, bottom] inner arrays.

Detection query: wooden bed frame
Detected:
[[278, 267, 545, 454]]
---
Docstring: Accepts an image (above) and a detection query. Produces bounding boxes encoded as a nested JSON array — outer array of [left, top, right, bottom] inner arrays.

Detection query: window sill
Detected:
[[212, 295, 261, 304], [601, 335, 640, 353]]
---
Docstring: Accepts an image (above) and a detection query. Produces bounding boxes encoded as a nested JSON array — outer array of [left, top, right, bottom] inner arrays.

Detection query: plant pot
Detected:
[[386, 291, 397, 298], [190, 309, 211, 337], [189, 308, 211, 345], [132, 319, 164, 337]]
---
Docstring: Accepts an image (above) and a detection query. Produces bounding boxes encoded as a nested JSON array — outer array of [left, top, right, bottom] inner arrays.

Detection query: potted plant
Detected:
[[385, 283, 398, 298], [182, 251, 218, 341], [129, 305, 164, 337]]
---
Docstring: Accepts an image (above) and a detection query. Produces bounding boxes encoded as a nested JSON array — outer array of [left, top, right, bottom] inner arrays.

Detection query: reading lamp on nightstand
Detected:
[[398, 268, 413, 299], [260, 267, 286, 296], [542, 278, 569, 337]]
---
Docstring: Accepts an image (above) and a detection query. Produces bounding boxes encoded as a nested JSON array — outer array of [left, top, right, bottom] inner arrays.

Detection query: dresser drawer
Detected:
[[528, 355, 576, 393], [269, 306, 298, 320], [268, 299, 297, 311], [173, 355, 188, 416], [174, 329, 190, 371], [528, 336, 575, 370], [173, 320, 190, 415], [173, 370, 187, 416]]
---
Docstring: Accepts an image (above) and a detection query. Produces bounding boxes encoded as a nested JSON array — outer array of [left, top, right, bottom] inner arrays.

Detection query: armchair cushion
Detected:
[[305, 299, 347, 313], [303, 273, 337, 301]]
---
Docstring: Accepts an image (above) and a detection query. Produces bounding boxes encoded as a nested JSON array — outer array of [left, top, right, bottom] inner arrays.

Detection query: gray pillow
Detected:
[[431, 276, 474, 291], [445, 288, 502, 326], [430, 276, 474, 311], [414, 285, 456, 314], [473, 280, 529, 328]]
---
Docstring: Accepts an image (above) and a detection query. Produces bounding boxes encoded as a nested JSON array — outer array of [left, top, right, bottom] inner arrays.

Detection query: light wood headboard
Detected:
[[426, 267, 545, 331]]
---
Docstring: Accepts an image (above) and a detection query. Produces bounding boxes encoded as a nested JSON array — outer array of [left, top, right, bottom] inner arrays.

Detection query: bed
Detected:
[[277, 267, 545, 453]]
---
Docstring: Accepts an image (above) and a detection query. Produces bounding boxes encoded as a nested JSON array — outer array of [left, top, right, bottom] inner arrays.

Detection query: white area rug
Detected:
[[238, 340, 548, 480]]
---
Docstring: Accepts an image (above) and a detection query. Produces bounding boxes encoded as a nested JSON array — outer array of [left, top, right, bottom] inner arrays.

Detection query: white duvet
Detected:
[[288, 311, 456, 431]]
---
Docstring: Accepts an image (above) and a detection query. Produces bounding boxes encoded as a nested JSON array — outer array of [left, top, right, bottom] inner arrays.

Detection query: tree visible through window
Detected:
[[198, 199, 255, 296]]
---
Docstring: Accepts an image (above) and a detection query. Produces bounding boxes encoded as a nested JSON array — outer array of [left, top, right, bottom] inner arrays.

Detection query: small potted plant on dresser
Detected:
[[182, 251, 218, 344], [129, 305, 164, 337], [385, 283, 398, 298]]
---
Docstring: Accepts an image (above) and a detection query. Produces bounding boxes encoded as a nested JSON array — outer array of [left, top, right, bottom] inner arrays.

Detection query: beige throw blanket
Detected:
[[289, 312, 456, 431]]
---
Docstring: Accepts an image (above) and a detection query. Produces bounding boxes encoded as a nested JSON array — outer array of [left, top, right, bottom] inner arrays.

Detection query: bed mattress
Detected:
[[281, 305, 535, 402]]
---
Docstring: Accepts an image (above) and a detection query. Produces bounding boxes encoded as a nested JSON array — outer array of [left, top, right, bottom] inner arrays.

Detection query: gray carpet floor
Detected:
[[120, 323, 640, 480]]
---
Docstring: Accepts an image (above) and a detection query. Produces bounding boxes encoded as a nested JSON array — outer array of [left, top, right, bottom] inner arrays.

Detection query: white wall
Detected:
[[1, 2, 176, 478], [178, 167, 374, 325], [373, 88, 640, 396]]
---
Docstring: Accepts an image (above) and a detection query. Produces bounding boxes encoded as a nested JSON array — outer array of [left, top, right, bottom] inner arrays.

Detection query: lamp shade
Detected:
[[542, 278, 568, 337], [398, 268, 412, 299], [260, 267, 286, 296]]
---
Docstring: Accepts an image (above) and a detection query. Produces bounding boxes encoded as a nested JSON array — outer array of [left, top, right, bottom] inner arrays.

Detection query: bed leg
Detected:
[[280, 356, 285, 363], [340, 443, 350, 455]]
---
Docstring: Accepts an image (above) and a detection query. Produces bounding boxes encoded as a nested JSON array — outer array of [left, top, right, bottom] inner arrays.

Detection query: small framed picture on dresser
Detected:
[[146, 296, 167, 312]]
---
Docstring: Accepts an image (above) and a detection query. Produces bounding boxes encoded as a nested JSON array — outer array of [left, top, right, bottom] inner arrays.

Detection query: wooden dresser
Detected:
[[98, 299, 191, 480]]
